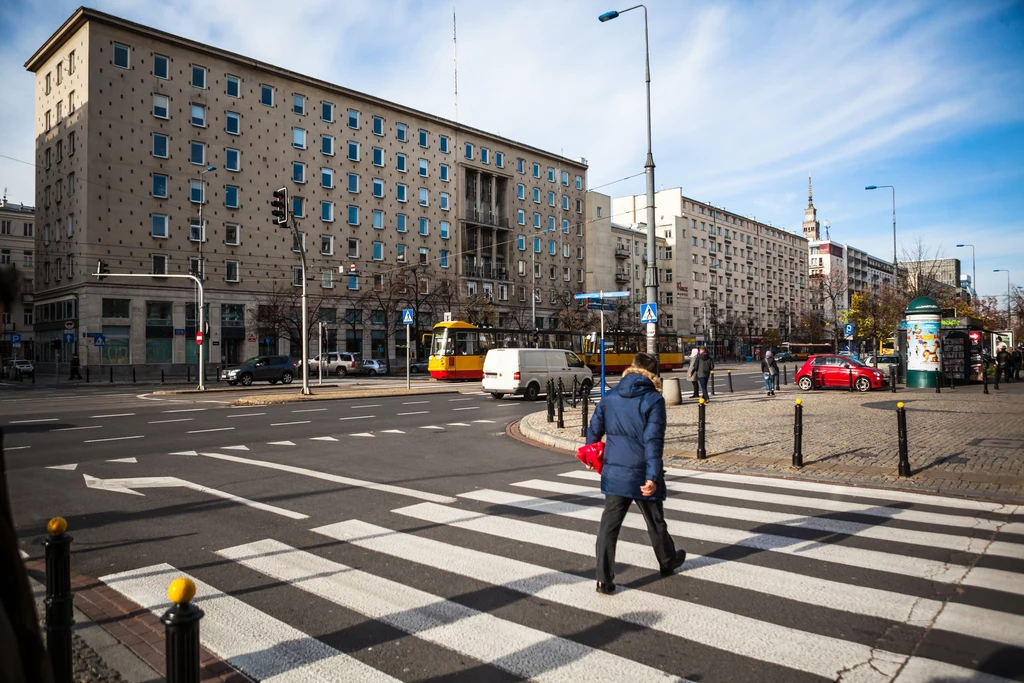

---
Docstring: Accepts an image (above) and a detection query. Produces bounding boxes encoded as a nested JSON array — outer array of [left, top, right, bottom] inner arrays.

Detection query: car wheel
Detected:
[[336, 367, 347, 377], [228, 381, 238, 386], [490, 392, 505, 399], [798, 376, 812, 391], [855, 377, 871, 392], [580, 380, 593, 396], [239, 374, 254, 386], [524, 382, 540, 401], [281, 371, 294, 384], [411, 365, 421, 373]]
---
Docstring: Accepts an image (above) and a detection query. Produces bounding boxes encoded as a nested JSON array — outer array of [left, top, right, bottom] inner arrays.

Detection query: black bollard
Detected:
[[710, 371, 716, 396], [571, 376, 578, 409], [86, 366, 90, 383], [727, 370, 734, 393], [217, 365, 221, 383], [44, 517, 74, 683], [890, 365, 897, 394], [580, 390, 589, 438], [994, 366, 1000, 390], [546, 379, 554, 423], [132, 366, 136, 383], [161, 369, 165, 384], [162, 579, 205, 683], [557, 378, 565, 429], [896, 401, 910, 477], [783, 365, 788, 386], [696, 399, 707, 459], [109, 366, 113, 383], [848, 367, 854, 391], [936, 372, 941, 394], [793, 399, 803, 468], [187, 364, 192, 383], [983, 367, 989, 394]]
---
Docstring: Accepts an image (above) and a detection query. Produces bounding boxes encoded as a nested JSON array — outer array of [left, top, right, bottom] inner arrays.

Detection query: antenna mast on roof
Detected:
[[824, 219, 831, 240]]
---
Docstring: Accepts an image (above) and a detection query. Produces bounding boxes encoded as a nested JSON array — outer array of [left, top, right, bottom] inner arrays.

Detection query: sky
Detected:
[[1, 0, 1022, 298]]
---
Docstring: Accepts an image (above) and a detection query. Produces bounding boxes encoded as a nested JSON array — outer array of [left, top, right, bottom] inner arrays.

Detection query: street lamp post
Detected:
[[865, 184, 898, 368], [600, 4, 658, 357], [196, 165, 216, 391], [956, 244, 975, 300], [994, 269, 1011, 328], [531, 228, 555, 341]]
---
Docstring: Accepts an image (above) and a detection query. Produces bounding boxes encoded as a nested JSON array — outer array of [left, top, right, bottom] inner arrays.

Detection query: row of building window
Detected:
[[0, 220, 34, 237]]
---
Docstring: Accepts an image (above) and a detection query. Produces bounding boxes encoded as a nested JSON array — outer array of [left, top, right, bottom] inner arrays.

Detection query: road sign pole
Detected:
[[318, 323, 323, 387], [406, 323, 411, 390]]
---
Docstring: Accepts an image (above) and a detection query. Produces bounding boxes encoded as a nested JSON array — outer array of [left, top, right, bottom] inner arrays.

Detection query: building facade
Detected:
[[25, 8, 587, 366], [0, 197, 36, 360], [903, 258, 962, 300], [612, 189, 809, 354]]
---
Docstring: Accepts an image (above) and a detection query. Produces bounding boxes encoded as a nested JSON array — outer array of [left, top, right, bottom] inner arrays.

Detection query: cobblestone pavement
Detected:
[[72, 631, 126, 683], [519, 378, 1024, 502]]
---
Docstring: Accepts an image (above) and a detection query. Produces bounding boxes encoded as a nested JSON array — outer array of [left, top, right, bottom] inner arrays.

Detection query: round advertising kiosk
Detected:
[[904, 296, 942, 388]]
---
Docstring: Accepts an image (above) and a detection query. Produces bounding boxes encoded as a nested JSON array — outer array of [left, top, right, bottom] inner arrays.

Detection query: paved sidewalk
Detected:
[[519, 379, 1024, 502]]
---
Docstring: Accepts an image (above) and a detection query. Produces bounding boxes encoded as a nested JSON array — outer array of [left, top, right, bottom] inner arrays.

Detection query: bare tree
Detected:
[[249, 282, 334, 356], [901, 237, 953, 301], [809, 267, 847, 351], [459, 293, 499, 326]]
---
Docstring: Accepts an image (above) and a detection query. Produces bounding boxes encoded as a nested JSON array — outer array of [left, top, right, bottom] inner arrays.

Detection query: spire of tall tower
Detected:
[[808, 175, 813, 206], [802, 174, 820, 241]]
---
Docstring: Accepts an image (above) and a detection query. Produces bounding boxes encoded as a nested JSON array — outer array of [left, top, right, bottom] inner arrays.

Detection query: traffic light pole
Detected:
[[289, 221, 311, 396], [94, 268, 206, 391]]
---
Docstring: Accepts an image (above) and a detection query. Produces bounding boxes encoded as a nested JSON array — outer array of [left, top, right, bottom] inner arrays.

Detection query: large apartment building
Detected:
[[612, 189, 809, 353], [0, 196, 36, 360], [25, 8, 587, 366]]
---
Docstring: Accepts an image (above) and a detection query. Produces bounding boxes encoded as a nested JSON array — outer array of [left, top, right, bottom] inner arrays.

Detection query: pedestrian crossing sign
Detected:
[[402, 309, 414, 325], [640, 302, 658, 324]]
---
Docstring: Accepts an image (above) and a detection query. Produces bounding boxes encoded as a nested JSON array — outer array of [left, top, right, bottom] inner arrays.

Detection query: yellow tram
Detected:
[[427, 320, 684, 381]]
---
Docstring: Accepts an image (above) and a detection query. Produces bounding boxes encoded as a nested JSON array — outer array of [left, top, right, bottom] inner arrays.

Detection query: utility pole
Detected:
[[196, 165, 216, 390], [272, 188, 310, 394]]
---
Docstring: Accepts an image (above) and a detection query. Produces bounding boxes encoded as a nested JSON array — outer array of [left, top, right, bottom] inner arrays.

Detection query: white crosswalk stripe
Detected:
[[97, 464, 1023, 682]]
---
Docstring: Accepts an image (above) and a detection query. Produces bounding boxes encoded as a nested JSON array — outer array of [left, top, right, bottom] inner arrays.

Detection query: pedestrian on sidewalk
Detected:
[[996, 344, 1013, 384], [68, 353, 83, 380], [686, 348, 700, 398], [1013, 344, 1022, 381], [585, 352, 685, 595], [694, 347, 714, 401], [761, 351, 779, 396], [0, 265, 54, 683]]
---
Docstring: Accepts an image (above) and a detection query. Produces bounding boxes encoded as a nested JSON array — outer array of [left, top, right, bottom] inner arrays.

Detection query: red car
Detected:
[[795, 354, 888, 392]]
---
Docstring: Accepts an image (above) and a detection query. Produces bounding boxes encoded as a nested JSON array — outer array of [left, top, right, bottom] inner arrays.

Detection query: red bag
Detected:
[[576, 441, 605, 474]]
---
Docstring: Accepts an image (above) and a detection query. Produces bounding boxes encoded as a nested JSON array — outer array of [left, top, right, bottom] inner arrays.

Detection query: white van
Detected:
[[482, 348, 593, 400]]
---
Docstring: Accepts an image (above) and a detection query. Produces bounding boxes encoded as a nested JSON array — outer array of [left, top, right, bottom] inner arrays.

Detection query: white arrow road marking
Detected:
[[221, 445, 249, 451], [380, 429, 405, 434], [267, 441, 296, 446], [106, 457, 137, 464], [446, 423, 470, 427], [420, 425, 444, 430], [82, 474, 307, 519], [47, 464, 78, 471], [310, 436, 338, 441], [196, 451, 456, 504], [169, 450, 199, 456], [350, 432, 375, 437]]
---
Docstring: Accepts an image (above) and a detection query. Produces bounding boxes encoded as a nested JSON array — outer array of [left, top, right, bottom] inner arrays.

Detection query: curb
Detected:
[[154, 379, 435, 395], [231, 387, 462, 406], [517, 410, 584, 452]]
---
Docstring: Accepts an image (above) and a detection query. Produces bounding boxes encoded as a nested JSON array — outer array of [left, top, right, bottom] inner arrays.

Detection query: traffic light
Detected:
[[96, 260, 110, 279], [271, 187, 289, 225]]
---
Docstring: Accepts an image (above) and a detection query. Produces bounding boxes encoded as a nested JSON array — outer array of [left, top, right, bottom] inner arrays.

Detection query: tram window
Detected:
[[455, 331, 475, 355], [478, 333, 492, 353]]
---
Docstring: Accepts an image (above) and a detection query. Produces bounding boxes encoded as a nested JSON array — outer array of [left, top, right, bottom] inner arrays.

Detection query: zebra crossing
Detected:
[[100, 461, 1024, 682]]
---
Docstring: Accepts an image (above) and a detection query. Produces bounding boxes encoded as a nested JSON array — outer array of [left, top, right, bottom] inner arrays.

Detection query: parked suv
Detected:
[[795, 354, 887, 392], [221, 355, 297, 386], [309, 351, 362, 377], [4, 359, 34, 378]]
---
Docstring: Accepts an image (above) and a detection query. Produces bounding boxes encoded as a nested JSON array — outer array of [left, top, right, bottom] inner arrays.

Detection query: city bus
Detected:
[[427, 320, 684, 380], [781, 342, 833, 360]]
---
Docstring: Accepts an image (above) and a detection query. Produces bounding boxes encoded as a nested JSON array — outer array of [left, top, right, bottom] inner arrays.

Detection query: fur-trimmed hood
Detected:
[[621, 366, 662, 393]]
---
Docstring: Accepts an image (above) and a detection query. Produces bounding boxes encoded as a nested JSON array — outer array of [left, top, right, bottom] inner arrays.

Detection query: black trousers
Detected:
[[596, 494, 676, 583], [689, 379, 699, 397]]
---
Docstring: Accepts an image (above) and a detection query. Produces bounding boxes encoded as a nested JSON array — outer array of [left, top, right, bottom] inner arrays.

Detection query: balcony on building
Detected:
[[615, 271, 630, 284], [614, 245, 629, 259]]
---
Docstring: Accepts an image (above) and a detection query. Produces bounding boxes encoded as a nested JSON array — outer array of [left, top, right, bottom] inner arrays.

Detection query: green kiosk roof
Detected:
[[905, 296, 941, 314]]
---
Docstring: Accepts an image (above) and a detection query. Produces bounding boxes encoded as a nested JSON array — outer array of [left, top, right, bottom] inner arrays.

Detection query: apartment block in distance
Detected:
[[613, 189, 809, 355], [0, 196, 36, 360], [25, 7, 587, 367]]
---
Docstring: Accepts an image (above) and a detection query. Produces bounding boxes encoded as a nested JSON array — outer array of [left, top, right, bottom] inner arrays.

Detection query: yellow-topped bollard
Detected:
[[167, 578, 196, 606], [793, 398, 804, 467], [698, 398, 705, 405], [795, 398, 802, 405], [727, 369, 734, 393], [47, 516, 68, 536], [897, 401, 904, 409]]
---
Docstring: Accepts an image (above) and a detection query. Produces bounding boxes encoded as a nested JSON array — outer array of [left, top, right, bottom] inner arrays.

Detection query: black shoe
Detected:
[[596, 581, 616, 595], [660, 549, 687, 576]]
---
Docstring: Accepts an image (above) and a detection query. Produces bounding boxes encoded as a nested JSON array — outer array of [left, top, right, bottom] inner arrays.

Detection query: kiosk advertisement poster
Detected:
[[906, 320, 942, 372]]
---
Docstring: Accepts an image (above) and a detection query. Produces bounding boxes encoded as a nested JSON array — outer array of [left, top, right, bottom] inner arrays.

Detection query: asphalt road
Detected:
[[7, 369, 1020, 682]]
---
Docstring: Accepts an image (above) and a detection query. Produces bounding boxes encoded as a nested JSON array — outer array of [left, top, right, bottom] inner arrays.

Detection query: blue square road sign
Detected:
[[640, 302, 658, 324]]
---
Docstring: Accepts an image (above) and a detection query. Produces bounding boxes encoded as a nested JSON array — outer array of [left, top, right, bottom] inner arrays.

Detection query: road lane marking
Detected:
[[401, 400, 430, 405], [350, 404, 381, 409], [162, 408, 207, 414], [350, 432, 374, 437], [106, 457, 138, 464], [472, 420, 496, 424], [148, 418, 194, 424], [9, 418, 58, 424], [339, 415, 374, 421], [310, 436, 338, 441], [446, 423, 470, 427], [271, 421, 311, 427], [292, 408, 327, 413], [196, 451, 455, 503], [222, 446, 249, 451], [6, 446, 30, 450], [267, 441, 296, 446], [452, 406, 479, 411], [54, 425, 103, 432], [186, 427, 235, 434], [227, 413, 266, 418], [89, 413, 135, 418], [83, 435, 145, 443], [397, 411, 429, 416], [100, 564, 396, 683], [420, 425, 444, 430], [381, 429, 405, 434], [448, 398, 472, 402]]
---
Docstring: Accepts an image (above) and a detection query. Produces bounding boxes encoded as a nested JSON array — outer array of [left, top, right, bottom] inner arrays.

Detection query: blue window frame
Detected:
[[292, 128, 306, 149], [549, 240, 556, 255], [517, 158, 525, 174], [190, 180, 203, 203], [293, 94, 305, 115], [348, 275, 358, 290], [533, 213, 541, 228], [347, 173, 359, 193], [347, 205, 359, 225], [372, 178, 384, 198], [419, 188, 428, 206], [321, 201, 333, 221], [575, 175, 583, 190], [439, 135, 450, 153], [480, 147, 490, 164], [322, 101, 334, 122], [517, 183, 525, 200], [321, 168, 333, 188], [224, 149, 240, 173], [396, 123, 407, 141], [372, 147, 383, 166], [152, 174, 167, 198], [517, 209, 525, 225], [373, 210, 383, 229], [192, 65, 206, 89], [548, 191, 555, 207], [292, 162, 305, 183], [418, 129, 428, 147], [517, 235, 525, 251], [534, 237, 541, 253], [260, 84, 273, 106], [548, 216, 556, 230], [154, 55, 169, 79], [373, 241, 383, 261], [495, 151, 504, 168], [465, 142, 474, 160], [397, 245, 407, 262], [418, 217, 428, 235], [189, 142, 204, 165], [226, 112, 240, 135], [373, 116, 384, 136], [440, 164, 449, 182], [347, 141, 359, 161], [396, 153, 407, 172], [348, 109, 359, 129], [226, 75, 240, 97], [151, 214, 167, 238], [561, 171, 570, 186], [440, 250, 449, 268], [225, 186, 239, 209], [533, 188, 540, 203], [440, 221, 450, 239], [113, 43, 129, 69], [547, 167, 555, 182], [440, 192, 449, 210], [562, 219, 570, 233], [397, 184, 407, 202], [419, 158, 428, 177], [533, 163, 541, 178], [321, 135, 334, 156], [292, 196, 304, 218], [396, 214, 407, 233]]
